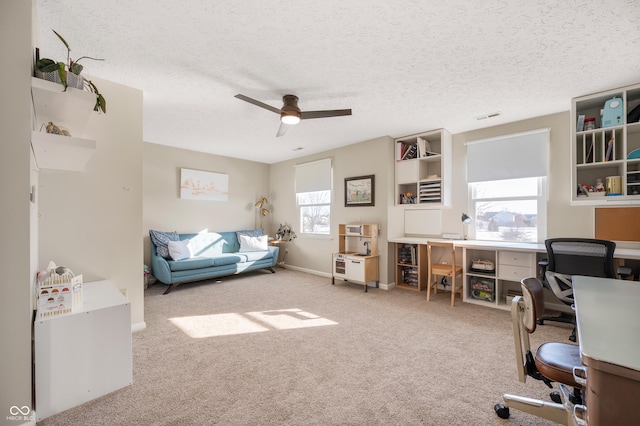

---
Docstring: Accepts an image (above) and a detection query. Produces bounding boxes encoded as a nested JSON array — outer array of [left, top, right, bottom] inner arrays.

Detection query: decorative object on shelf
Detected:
[[602, 97, 623, 128], [606, 176, 622, 195], [36, 261, 83, 318], [179, 168, 229, 201], [275, 224, 297, 241], [345, 175, 375, 207], [461, 212, 473, 240], [255, 196, 270, 228], [44, 121, 71, 136], [34, 30, 107, 113]]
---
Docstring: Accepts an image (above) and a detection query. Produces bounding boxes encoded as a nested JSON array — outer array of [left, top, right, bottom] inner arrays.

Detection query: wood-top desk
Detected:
[[573, 276, 640, 424]]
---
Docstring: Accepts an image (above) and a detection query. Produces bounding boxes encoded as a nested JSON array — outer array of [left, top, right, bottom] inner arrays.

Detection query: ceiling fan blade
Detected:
[[300, 109, 352, 120], [276, 121, 289, 137], [234, 94, 281, 114]]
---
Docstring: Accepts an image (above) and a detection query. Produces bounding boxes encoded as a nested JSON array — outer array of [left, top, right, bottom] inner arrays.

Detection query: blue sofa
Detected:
[[150, 231, 279, 294]]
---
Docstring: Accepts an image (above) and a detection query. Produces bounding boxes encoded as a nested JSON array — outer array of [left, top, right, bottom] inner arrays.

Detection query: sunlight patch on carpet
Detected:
[[247, 308, 338, 330], [169, 309, 337, 338]]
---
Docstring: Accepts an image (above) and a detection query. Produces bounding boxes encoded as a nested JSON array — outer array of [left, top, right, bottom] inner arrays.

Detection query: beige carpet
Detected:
[[37, 268, 575, 425]]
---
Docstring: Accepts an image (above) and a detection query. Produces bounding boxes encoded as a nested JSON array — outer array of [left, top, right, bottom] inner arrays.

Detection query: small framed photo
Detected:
[[345, 175, 375, 207]]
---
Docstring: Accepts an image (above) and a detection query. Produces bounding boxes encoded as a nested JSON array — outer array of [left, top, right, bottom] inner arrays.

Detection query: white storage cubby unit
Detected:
[[571, 82, 640, 204], [463, 248, 536, 310], [31, 77, 97, 171], [34, 280, 132, 421], [395, 129, 452, 207]]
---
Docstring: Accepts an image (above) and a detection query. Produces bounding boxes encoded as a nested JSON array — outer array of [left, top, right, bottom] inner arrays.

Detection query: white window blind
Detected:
[[295, 158, 332, 193], [466, 128, 549, 183]]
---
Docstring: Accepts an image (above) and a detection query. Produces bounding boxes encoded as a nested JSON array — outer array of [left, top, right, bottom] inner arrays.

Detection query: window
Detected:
[[470, 177, 546, 243], [466, 129, 549, 243], [295, 159, 332, 236]]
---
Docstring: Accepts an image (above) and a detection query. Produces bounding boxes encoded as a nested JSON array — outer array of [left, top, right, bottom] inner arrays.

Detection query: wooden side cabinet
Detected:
[[332, 224, 380, 291], [34, 280, 132, 421], [395, 243, 427, 291]]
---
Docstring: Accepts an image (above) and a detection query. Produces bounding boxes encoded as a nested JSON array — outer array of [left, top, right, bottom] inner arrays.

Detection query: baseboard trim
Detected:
[[131, 321, 147, 333], [282, 265, 392, 290]]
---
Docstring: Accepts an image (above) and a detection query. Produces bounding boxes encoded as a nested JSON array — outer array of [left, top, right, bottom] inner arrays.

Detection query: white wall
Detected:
[[0, 0, 34, 422], [446, 112, 594, 238], [38, 77, 145, 329], [142, 143, 271, 266], [269, 136, 394, 283]]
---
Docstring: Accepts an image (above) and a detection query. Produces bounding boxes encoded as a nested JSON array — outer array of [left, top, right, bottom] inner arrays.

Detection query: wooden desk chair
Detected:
[[426, 241, 463, 307]]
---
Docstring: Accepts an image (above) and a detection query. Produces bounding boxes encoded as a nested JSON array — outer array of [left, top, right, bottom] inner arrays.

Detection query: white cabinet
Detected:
[[34, 280, 132, 421], [394, 129, 452, 207], [463, 248, 535, 310], [31, 77, 98, 171], [332, 253, 379, 291], [571, 82, 640, 204], [346, 257, 366, 282]]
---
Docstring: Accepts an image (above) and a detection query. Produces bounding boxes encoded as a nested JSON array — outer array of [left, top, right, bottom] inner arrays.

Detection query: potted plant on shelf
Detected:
[[35, 30, 107, 113]]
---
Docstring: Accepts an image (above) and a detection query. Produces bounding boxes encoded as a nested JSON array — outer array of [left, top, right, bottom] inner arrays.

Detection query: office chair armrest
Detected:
[[617, 266, 632, 279]]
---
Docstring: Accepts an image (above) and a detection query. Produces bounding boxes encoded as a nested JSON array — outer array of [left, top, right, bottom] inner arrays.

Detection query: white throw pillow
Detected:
[[168, 239, 192, 261], [239, 234, 268, 252]]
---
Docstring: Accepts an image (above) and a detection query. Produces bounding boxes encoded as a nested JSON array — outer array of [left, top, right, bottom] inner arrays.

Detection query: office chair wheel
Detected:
[[550, 391, 561, 404], [494, 403, 510, 419]]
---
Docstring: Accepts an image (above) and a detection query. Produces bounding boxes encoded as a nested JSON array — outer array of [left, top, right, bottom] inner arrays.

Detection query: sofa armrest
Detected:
[[150, 245, 173, 284], [268, 245, 280, 266]]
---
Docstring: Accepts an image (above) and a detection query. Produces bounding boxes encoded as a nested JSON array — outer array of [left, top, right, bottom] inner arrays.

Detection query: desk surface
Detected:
[[573, 276, 640, 372], [388, 237, 640, 260]]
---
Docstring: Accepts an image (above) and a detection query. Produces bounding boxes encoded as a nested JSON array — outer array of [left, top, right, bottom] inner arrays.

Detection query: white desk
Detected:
[[389, 238, 640, 310], [573, 276, 640, 424]]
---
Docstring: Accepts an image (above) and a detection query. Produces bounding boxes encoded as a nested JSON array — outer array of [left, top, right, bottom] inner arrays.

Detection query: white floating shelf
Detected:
[[31, 77, 96, 136], [31, 131, 96, 172]]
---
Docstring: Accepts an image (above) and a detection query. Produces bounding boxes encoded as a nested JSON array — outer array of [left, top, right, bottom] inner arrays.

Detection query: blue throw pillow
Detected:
[[149, 230, 179, 259]]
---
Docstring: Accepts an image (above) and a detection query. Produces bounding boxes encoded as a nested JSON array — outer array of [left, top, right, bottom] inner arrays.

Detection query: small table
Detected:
[[269, 239, 287, 266]]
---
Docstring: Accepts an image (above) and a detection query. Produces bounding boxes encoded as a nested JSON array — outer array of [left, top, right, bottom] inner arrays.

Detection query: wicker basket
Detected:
[[35, 69, 84, 89]]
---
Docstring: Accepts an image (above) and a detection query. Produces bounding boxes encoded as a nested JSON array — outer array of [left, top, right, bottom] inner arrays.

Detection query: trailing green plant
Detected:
[[35, 30, 107, 113]]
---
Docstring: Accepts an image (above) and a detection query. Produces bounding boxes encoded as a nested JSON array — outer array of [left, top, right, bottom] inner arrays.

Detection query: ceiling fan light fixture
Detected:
[[281, 113, 301, 125]]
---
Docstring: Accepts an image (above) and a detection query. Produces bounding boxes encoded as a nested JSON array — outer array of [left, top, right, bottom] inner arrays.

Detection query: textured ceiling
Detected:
[[35, 0, 640, 164]]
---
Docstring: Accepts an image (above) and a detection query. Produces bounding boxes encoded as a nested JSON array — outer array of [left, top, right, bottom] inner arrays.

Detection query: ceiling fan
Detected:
[[234, 94, 352, 137]]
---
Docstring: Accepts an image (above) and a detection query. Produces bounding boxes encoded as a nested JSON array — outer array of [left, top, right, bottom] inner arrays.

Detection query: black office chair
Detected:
[[537, 238, 630, 342], [495, 277, 583, 423]]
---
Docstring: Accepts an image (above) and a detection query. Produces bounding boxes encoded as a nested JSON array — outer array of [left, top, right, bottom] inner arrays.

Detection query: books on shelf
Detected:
[[397, 138, 439, 161], [605, 132, 614, 161], [417, 137, 438, 158], [401, 143, 418, 160], [398, 244, 417, 265]]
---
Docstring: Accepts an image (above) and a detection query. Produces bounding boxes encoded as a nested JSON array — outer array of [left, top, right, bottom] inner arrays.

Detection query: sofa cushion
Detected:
[[168, 257, 216, 271], [212, 253, 246, 266], [241, 250, 273, 262], [239, 234, 268, 252], [150, 229, 179, 259], [168, 239, 192, 261]]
